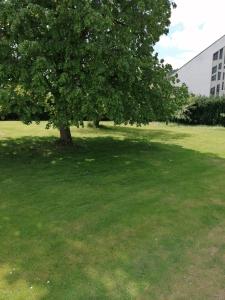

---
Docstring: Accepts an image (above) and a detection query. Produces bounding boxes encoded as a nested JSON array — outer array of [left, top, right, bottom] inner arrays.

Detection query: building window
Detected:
[[211, 74, 216, 81], [212, 66, 217, 74], [216, 84, 220, 95], [210, 87, 215, 96], [218, 72, 221, 80], [223, 72, 225, 80], [219, 63, 222, 70], [219, 48, 224, 59], [213, 51, 219, 60], [222, 82, 224, 90]]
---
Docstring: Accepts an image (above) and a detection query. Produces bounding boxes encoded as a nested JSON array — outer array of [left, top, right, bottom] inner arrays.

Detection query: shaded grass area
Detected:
[[0, 122, 225, 299]]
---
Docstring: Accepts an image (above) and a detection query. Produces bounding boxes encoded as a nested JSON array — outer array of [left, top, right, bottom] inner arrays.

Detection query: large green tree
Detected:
[[0, 0, 187, 145]]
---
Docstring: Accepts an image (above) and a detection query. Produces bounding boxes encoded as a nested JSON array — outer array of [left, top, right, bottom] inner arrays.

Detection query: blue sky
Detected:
[[155, 0, 225, 69]]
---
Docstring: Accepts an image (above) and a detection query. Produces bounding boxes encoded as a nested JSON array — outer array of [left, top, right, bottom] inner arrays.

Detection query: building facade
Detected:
[[177, 35, 225, 97]]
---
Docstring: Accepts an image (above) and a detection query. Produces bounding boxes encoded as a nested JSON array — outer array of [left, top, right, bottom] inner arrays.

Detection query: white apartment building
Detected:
[[177, 34, 225, 97]]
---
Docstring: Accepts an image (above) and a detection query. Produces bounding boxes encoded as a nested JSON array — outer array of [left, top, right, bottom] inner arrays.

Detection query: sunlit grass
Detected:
[[0, 121, 225, 299]]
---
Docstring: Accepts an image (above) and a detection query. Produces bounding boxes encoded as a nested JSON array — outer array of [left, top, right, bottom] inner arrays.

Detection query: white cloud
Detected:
[[156, 0, 225, 68]]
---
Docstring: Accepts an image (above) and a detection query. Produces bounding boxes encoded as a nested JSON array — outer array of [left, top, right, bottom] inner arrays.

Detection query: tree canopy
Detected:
[[0, 0, 188, 144]]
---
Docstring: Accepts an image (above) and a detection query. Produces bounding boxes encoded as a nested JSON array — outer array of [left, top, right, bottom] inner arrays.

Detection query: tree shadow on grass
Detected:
[[90, 124, 191, 142], [0, 130, 225, 299]]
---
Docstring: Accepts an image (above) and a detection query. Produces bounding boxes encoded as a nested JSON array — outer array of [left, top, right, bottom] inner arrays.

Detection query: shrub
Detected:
[[174, 96, 225, 126]]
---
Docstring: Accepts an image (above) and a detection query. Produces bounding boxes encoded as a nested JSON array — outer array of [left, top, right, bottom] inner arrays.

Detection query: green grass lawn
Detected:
[[1, 121, 225, 300]]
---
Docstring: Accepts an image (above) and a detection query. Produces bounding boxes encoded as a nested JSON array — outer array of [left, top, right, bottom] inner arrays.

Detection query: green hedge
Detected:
[[0, 112, 50, 121], [174, 96, 225, 126]]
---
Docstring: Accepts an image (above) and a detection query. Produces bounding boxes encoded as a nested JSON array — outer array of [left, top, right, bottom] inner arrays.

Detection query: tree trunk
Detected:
[[93, 119, 100, 128], [59, 126, 73, 145]]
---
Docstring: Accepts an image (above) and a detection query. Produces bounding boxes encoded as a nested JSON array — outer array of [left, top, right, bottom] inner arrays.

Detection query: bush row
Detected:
[[0, 112, 50, 121], [3, 96, 225, 126], [174, 96, 225, 126]]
